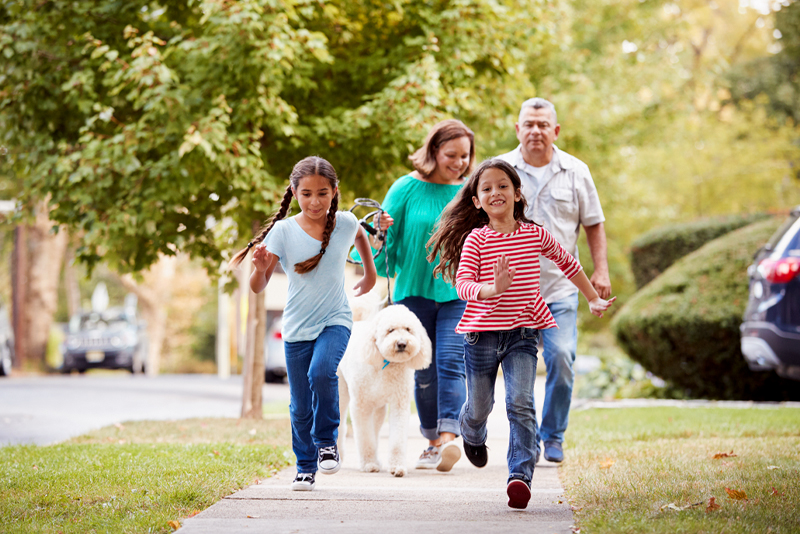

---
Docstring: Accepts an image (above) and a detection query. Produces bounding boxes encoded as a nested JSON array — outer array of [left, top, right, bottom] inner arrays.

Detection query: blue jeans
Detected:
[[397, 297, 467, 440], [538, 293, 579, 445], [459, 327, 541, 484], [284, 325, 351, 473]]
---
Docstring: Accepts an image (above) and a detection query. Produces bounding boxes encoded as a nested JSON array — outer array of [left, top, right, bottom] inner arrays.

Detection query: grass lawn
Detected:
[[561, 406, 800, 534], [0, 417, 292, 533]]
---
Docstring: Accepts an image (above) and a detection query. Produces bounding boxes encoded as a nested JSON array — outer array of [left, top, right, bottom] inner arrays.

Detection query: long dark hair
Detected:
[[229, 156, 340, 274], [409, 119, 476, 179], [426, 159, 534, 283]]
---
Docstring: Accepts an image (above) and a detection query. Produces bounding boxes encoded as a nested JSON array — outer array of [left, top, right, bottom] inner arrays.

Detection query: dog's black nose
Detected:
[[395, 340, 407, 351]]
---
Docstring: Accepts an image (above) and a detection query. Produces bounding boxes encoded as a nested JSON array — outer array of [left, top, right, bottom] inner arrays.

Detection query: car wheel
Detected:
[[0, 348, 11, 377]]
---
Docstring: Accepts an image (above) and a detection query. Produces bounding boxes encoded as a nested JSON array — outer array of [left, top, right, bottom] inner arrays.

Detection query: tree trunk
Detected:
[[119, 255, 178, 376], [241, 284, 265, 419], [23, 203, 68, 368]]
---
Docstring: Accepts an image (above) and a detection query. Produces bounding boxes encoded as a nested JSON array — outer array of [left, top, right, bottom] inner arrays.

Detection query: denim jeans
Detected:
[[396, 297, 467, 440], [284, 325, 351, 473], [538, 293, 579, 445], [459, 327, 540, 484]]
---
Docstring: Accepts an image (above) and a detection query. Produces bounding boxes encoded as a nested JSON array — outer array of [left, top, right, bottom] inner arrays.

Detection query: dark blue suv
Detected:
[[741, 206, 800, 380]]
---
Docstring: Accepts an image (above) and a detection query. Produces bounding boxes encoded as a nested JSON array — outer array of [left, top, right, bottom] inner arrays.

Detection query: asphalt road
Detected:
[[0, 374, 291, 446]]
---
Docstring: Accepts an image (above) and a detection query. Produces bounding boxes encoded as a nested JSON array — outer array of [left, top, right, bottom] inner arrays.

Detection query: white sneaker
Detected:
[[291, 472, 315, 491], [436, 441, 461, 472], [414, 446, 440, 469]]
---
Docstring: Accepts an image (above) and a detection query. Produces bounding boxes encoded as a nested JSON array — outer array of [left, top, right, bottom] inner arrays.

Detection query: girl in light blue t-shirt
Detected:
[[230, 156, 386, 491]]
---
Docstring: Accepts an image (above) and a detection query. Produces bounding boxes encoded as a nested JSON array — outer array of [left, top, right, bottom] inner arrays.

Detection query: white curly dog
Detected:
[[337, 303, 432, 477]]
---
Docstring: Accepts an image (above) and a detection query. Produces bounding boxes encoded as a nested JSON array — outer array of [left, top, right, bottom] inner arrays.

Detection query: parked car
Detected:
[[61, 307, 148, 374], [264, 316, 286, 383], [0, 300, 14, 377], [740, 205, 800, 380]]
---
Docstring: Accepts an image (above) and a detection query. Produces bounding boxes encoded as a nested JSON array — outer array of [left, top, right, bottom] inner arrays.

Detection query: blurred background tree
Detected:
[[1, 0, 798, 377]]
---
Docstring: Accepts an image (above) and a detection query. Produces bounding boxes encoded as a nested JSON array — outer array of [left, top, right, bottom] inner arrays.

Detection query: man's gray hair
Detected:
[[519, 97, 557, 123]]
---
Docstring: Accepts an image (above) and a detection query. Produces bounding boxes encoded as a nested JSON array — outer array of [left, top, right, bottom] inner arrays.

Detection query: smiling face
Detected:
[[472, 167, 521, 221], [430, 136, 472, 183], [293, 174, 337, 222]]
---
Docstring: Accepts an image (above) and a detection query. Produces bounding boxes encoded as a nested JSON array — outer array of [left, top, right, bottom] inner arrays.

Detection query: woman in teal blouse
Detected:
[[376, 120, 476, 472]]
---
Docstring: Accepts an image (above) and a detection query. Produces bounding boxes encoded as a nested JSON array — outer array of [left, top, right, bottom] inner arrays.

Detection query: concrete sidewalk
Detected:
[[180, 380, 574, 534]]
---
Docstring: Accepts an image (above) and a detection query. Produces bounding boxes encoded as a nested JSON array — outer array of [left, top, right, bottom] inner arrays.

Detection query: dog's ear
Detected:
[[362, 318, 385, 370], [407, 317, 433, 371]]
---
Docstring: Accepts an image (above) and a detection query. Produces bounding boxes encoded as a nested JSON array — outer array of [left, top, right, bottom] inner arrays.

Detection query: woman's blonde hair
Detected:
[[409, 119, 476, 179], [229, 156, 339, 274]]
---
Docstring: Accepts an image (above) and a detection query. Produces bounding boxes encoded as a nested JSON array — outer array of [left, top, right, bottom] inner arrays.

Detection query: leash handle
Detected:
[[347, 198, 392, 305]]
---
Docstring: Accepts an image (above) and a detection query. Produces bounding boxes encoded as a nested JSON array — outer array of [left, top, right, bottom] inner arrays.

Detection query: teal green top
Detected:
[[360, 174, 464, 303]]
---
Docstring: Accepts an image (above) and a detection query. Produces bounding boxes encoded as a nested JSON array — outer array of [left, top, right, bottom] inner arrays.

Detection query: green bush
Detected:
[[629, 213, 769, 289], [613, 217, 800, 400]]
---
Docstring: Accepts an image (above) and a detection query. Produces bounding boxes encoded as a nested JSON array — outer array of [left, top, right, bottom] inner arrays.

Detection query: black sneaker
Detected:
[[291, 472, 315, 491], [507, 475, 531, 509], [318, 444, 341, 474], [463, 440, 488, 468]]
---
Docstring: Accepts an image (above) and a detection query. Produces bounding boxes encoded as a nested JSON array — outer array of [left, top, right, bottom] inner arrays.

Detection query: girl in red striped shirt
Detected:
[[427, 159, 615, 509]]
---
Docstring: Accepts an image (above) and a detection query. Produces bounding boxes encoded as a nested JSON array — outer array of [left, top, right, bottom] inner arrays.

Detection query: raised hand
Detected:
[[252, 244, 274, 272], [588, 296, 617, 318], [492, 254, 516, 295]]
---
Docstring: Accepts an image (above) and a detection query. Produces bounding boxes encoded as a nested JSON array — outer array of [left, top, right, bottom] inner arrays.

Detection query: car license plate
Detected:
[[85, 351, 105, 362]]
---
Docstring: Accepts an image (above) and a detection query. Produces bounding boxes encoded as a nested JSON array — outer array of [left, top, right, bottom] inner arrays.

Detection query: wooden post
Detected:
[[216, 275, 231, 380], [11, 226, 27, 367]]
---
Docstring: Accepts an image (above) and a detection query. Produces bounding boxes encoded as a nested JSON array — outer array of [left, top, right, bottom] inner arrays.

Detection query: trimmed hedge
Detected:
[[613, 217, 800, 400], [629, 213, 769, 289]]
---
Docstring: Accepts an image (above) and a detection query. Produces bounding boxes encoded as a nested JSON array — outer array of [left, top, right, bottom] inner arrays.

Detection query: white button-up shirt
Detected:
[[497, 145, 605, 304]]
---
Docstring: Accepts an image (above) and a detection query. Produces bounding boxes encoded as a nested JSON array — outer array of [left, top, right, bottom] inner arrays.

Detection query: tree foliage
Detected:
[[0, 0, 550, 273]]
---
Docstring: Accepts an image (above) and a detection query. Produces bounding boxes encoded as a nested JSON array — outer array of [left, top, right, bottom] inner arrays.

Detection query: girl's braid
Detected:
[[228, 185, 293, 269]]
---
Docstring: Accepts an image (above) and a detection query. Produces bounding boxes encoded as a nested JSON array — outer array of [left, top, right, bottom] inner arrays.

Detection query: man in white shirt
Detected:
[[497, 98, 611, 463]]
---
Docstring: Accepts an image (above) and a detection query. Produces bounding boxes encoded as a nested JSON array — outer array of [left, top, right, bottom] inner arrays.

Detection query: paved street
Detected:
[[0, 374, 290, 445]]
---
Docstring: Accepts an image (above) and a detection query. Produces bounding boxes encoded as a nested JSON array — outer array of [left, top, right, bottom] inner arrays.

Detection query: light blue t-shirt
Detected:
[[262, 211, 360, 342]]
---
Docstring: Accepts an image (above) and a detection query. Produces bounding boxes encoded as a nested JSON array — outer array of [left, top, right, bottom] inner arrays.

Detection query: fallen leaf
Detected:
[[246, 515, 260, 518], [767, 465, 780, 470], [771, 487, 784, 496], [212, 450, 220, 456], [725, 487, 747, 500], [32, 465, 38, 470], [599, 458, 615, 469], [712, 451, 737, 459], [167, 520, 181, 530], [661, 501, 704, 512], [185, 510, 203, 519], [706, 496, 721, 512]]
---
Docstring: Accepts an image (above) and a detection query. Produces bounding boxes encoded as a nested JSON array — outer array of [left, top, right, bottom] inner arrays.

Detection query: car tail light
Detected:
[[758, 257, 800, 284]]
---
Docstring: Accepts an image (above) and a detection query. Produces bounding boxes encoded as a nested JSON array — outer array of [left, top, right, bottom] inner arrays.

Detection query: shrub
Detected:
[[613, 217, 800, 400], [629, 213, 769, 289]]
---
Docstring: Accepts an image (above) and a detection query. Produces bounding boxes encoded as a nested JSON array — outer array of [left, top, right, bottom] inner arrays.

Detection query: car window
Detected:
[[769, 214, 800, 256], [766, 211, 799, 248]]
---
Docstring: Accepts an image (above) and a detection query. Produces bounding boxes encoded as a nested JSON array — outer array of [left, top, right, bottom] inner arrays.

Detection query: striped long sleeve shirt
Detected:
[[454, 223, 583, 333]]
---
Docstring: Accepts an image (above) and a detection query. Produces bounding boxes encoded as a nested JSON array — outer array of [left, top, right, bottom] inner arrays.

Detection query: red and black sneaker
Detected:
[[507, 476, 531, 509]]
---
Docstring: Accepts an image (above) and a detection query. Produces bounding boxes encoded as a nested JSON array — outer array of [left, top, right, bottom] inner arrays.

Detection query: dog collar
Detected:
[[382, 359, 390, 369]]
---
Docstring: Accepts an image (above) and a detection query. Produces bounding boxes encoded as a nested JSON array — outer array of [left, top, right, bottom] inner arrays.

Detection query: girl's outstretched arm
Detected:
[[353, 227, 378, 296], [250, 244, 280, 294], [569, 270, 616, 317]]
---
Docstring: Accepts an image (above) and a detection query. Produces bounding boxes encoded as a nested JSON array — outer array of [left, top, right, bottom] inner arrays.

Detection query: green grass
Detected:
[[562, 407, 800, 534], [0, 418, 292, 533]]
